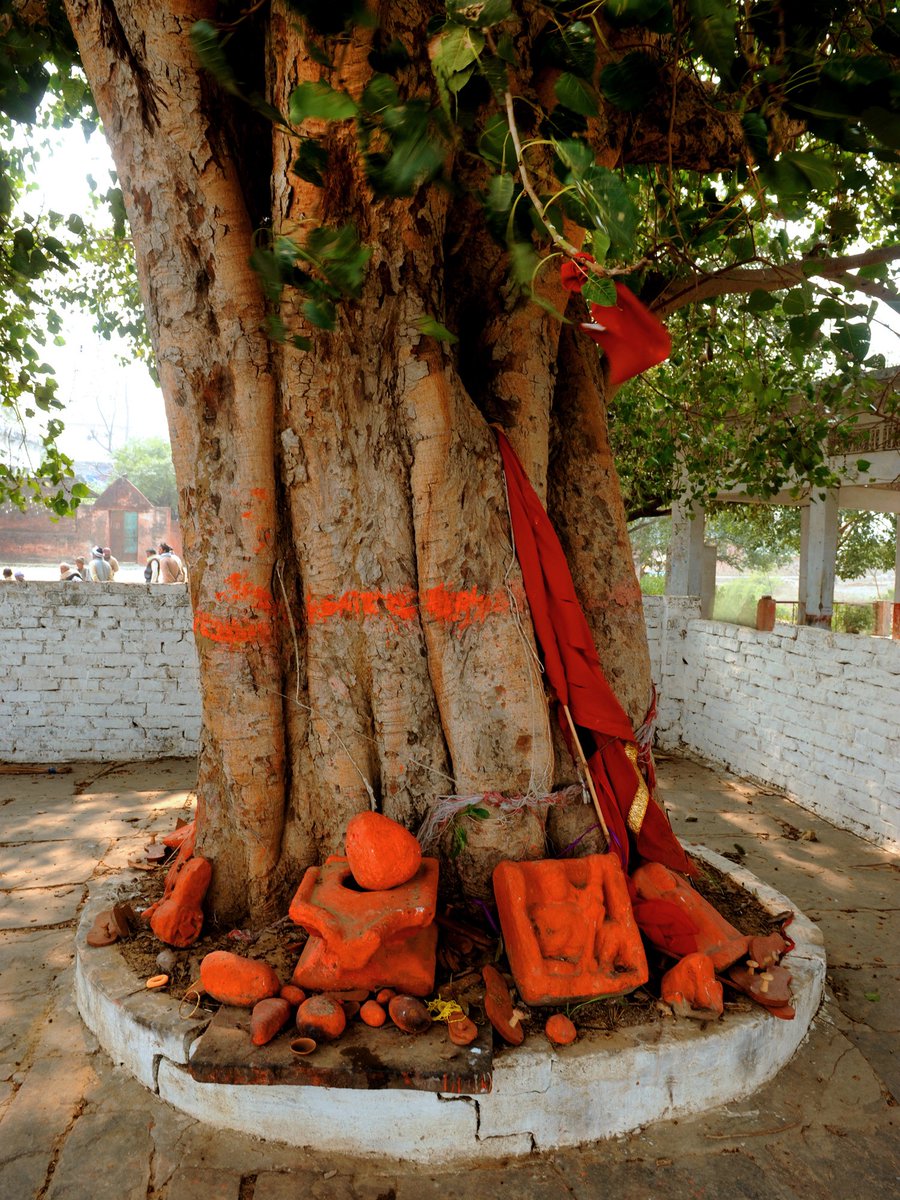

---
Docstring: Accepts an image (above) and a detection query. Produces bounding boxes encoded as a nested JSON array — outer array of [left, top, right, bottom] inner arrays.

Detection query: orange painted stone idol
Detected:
[[289, 856, 439, 996], [492, 855, 648, 1006]]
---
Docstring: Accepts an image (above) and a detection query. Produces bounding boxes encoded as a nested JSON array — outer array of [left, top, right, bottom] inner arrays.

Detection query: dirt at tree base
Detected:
[[110, 851, 779, 1035]]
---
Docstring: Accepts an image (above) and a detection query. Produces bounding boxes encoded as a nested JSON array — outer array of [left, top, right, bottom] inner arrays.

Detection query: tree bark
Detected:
[[65, 0, 656, 923]]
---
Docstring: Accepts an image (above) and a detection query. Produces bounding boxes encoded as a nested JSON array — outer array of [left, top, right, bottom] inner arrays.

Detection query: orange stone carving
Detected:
[[661, 952, 724, 1020], [289, 855, 439, 996], [630, 862, 749, 970], [492, 855, 649, 1006]]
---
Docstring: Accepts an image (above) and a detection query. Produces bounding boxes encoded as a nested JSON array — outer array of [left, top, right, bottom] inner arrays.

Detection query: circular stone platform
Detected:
[[74, 845, 825, 1164]]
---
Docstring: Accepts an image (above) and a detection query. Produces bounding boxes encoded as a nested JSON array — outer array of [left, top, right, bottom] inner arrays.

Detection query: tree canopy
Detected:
[[110, 435, 177, 508], [1, 2, 899, 520]]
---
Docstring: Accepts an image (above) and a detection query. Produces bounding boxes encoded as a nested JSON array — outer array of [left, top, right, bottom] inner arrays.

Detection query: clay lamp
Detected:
[[482, 965, 525, 1045], [86, 908, 124, 947], [290, 1037, 317, 1057], [447, 1013, 478, 1046]]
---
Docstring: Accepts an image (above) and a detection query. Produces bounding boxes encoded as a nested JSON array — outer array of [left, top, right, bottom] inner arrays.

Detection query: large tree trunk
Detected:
[[66, 0, 652, 923]]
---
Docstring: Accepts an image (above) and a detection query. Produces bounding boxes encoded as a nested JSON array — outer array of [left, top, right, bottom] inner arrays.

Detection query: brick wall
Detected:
[[0, 583, 200, 761], [644, 597, 900, 852]]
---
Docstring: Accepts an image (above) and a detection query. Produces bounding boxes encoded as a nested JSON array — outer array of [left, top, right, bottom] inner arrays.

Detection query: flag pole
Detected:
[[562, 703, 611, 848]]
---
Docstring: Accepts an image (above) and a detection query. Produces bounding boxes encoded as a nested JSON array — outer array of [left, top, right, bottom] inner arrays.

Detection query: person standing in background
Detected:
[[88, 547, 112, 582], [144, 547, 160, 583], [157, 542, 186, 583], [103, 547, 119, 578]]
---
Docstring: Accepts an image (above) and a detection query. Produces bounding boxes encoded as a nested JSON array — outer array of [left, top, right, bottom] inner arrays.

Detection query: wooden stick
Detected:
[[562, 703, 611, 847]]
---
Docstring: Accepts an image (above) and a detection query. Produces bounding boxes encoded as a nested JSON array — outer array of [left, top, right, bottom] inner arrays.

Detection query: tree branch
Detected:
[[652, 245, 900, 318]]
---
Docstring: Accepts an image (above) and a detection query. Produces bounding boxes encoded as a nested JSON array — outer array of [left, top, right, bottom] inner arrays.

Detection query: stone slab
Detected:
[[188, 1003, 493, 1094], [45, 1111, 153, 1200], [0, 840, 106, 888]]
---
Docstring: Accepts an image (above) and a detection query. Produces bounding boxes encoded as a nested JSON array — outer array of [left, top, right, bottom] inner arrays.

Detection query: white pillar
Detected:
[[801, 490, 839, 626], [700, 541, 717, 618], [797, 506, 809, 623], [666, 495, 706, 596]]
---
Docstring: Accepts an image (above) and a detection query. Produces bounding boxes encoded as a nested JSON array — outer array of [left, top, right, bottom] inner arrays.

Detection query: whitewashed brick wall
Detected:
[[644, 596, 900, 853], [0, 583, 200, 761], [2, 587, 896, 852]]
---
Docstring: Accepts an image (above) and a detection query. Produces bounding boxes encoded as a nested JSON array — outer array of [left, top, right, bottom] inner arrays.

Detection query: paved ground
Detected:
[[0, 754, 897, 1199]]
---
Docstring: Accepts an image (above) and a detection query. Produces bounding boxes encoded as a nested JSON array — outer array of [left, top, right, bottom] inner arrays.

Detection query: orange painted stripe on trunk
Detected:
[[305, 584, 510, 628], [193, 610, 275, 646]]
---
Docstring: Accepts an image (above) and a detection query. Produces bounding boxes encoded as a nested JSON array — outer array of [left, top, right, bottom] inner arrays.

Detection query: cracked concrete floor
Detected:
[[0, 755, 897, 1200]]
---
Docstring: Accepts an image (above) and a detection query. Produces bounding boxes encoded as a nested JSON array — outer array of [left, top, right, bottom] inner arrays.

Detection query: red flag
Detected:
[[581, 283, 672, 387], [496, 430, 690, 874]]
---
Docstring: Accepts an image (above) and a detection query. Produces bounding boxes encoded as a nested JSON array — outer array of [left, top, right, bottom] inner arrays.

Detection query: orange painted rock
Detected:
[[376, 988, 396, 1004], [251, 997, 292, 1046], [630, 862, 749, 971], [150, 855, 212, 948], [162, 819, 195, 850], [545, 1014, 577, 1046], [661, 952, 723, 1020], [360, 1000, 387, 1027], [279, 984, 306, 1007], [447, 1014, 478, 1046], [345, 812, 422, 891], [388, 994, 432, 1034], [200, 950, 281, 1008], [296, 995, 347, 1041], [482, 964, 525, 1045], [86, 909, 121, 947]]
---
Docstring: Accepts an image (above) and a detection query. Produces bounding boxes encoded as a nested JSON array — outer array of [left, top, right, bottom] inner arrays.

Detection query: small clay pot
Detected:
[[146, 974, 169, 990], [290, 1037, 317, 1056], [447, 1014, 478, 1046], [360, 1000, 387, 1028], [296, 995, 347, 1041], [545, 1014, 577, 1046], [388, 994, 432, 1034]]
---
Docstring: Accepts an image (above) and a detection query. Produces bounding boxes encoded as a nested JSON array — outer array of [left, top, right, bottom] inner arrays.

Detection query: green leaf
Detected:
[[553, 138, 595, 179], [434, 24, 485, 75], [508, 239, 539, 287], [302, 297, 337, 330], [293, 138, 329, 186], [539, 21, 596, 78], [583, 275, 618, 307], [686, 0, 737, 78], [467, 805, 491, 819], [361, 74, 400, 113], [864, 991, 880, 1002], [600, 52, 658, 111], [190, 20, 242, 95], [741, 112, 770, 163], [784, 151, 837, 193], [487, 173, 515, 214], [555, 72, 599, 118], [747, 289, 778, 313], [589, 228, 611, 262], [856, 459, 872, 473], [830, 322, 870, 362], [414, 314, 459, 343], [480, 114, 517, 170], [446, 0, 512, 26], [289, 80, 358, 123]]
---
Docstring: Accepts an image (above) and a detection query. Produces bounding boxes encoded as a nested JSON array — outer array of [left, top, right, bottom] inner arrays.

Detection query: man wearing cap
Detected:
[[103, 547, 120, 578], [88, 547, 112, 582], [13, 570, 25, 582]]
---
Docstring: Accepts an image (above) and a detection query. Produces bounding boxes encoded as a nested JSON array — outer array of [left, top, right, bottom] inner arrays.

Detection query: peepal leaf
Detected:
[[289, 80, 358, 123]]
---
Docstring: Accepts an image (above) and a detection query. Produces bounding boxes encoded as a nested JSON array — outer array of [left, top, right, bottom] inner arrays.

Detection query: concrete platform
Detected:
[[0, 756, 897, 1198], [74, 846, 825, 1162]]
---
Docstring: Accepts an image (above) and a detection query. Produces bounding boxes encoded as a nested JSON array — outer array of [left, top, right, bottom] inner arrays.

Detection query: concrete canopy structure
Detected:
[[666, 384, 900, 626]]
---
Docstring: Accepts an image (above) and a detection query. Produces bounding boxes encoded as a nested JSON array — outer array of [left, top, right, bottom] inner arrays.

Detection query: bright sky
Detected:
[[20, 123, 167, 463]]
